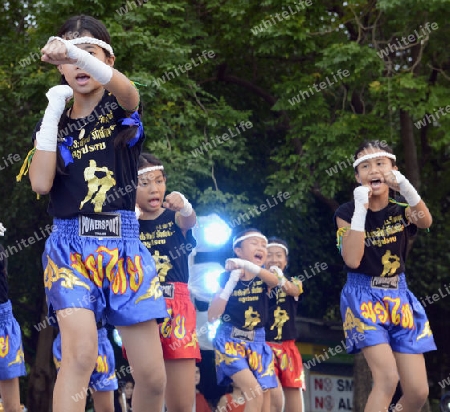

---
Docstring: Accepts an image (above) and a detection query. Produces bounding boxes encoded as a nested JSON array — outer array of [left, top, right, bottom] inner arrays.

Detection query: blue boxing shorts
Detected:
[[0, 300, 26, 380], [53, 327, 118, 391], [214, 324, 277, 390], [341, 273, 436, 354], [43, 210, 168, 326]]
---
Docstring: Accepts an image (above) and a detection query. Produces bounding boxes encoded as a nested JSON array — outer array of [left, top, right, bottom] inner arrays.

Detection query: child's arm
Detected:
[[336, 186, 370, 269], [225, 259, 279, 289], [41, 38, 139, 112], [164, 191, 196, 233], [384, 170, 432, 229], [29, 85, 73, 195], [208, 269, 242, 323], [267, 266, 303, 298]]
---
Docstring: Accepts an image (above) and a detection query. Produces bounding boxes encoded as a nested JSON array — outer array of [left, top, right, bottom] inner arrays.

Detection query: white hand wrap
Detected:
[[36, 85, 73, 152], [391, 170, 421, 207], [226, 258, 261, 276], [48, 36, 113, 85], [219, 270, 241, 301], [351, 186, 370, 232], [172, 191, 193, 217], [270, 266, 287, 287]]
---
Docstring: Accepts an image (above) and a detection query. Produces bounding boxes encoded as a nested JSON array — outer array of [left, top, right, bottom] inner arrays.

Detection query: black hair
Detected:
[[354, 140, 396, 172], [58, 15, 111, 55], [232, 228, 263, 249], [138, 153, 167, 178]]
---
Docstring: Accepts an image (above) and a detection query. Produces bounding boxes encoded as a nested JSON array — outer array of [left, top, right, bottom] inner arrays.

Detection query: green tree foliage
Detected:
[[0, 0, 449, 408]]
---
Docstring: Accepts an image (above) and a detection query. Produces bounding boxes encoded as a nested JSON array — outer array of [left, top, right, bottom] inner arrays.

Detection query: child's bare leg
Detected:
[[284, 387, 303, 412], [269, 378, 283, 412], [117, 319, 166, 412], [53, 308, 98, 412], [232, 369, 264, 412], [395, 352, 428, 411], [164, 359, 195, 412], [0, 377, 21, 412], [362, 344, 398, 412], [91, 390, 114, 412]]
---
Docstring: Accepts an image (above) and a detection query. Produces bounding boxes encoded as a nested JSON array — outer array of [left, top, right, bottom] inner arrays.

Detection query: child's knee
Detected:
[[63, 339, 97, 372], [374, 371, 399, 395], [404, 385, 428, 407], [138, 368, 166, 396]]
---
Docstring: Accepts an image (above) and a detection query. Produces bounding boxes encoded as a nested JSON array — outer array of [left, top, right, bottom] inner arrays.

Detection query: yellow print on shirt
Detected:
[[152, 250, 173, 283], [243, 306, 261, 330], [380, 250, 401, 277], [79, 160, 116, 212], [270, 306, 289, 340]]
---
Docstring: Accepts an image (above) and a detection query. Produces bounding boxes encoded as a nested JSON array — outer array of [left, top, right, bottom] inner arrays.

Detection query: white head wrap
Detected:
[[353, 152, 396, 168]]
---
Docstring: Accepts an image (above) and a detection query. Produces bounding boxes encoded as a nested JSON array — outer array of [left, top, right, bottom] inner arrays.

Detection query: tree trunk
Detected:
[[399, 109, 421, 190], [26, 302, 56, 412], [353, 353, 372, 412]]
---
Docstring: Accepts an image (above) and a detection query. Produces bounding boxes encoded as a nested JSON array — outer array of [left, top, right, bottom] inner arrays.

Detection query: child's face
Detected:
[[235, 233, 267, 267], [136, 169, 166, 214], [58, 32, 114, 94], [355, 148, 396, 195], [124, 382, 134, 399], [266, 246, 287, 271], [195, 367, 201, 385]]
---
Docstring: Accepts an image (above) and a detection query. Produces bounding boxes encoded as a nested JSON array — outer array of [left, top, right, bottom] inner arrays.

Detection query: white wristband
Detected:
[[219, 270, 241, 301], [351, 202, 367, 232], [172, 191, 193, 217], [270, 266, 287, 287], [36, 85, 74, 152], [226, 258, 261, 276], [392, 171, 421, 207], [50, 37, 113, 85]]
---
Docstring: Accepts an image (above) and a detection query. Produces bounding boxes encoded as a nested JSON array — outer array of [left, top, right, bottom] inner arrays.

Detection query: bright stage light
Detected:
[[441, 392, 450, 412], [189, 262, 224, 302], [113, 328, 123, 347], [193, 214, 231, 252]]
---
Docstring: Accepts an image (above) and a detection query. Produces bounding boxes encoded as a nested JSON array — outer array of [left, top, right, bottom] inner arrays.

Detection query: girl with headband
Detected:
[[334, 140, 436, 411], [24, 15, 168, 412], [0, 223, 27, 411], [265, 237, 304, 412], [208, 228, 298, 412], [135, 153, 199, 412]]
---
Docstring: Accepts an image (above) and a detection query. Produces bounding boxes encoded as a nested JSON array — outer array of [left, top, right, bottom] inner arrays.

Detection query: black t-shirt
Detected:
[[219, 271, 269, 330], [139, 209, 196, 284], [265, 277, 298, 341], [334, 199, 417, 277], [0, 244, 8, 304], [32, 91, 144, 218]]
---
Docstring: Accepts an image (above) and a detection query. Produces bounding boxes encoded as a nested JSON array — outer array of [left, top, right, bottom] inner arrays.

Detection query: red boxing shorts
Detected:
[[160, 282, 201, 362], [267, 340, 305, 389]]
